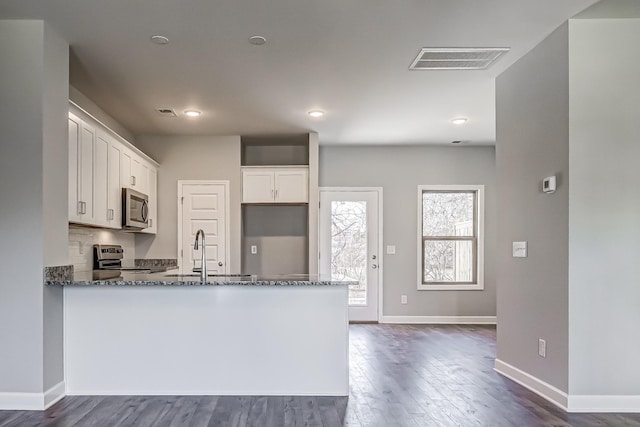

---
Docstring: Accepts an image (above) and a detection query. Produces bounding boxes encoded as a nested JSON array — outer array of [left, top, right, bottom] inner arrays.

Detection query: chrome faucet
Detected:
[[193, 229, 207, 281]]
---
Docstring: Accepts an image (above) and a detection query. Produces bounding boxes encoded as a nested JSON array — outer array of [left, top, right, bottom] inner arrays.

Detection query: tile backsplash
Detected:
[[69, 226, 135, 272]]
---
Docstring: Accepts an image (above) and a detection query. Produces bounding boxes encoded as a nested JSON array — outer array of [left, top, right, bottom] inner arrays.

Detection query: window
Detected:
[[417, 185, 484, 290]]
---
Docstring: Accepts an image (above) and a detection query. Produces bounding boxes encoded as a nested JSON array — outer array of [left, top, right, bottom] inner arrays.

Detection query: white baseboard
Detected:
[[494, 359, 568, 410], [380, 315, 496, 324], [44, 381, 66, 409], [0, 381, 65, 410], [567, 395, 640, 413]]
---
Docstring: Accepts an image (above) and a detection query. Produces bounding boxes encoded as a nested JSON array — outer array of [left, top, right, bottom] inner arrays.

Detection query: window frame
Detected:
[[417, 184, 485, 291]]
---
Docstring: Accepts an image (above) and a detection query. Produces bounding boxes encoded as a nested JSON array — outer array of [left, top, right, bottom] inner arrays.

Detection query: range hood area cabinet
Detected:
[[241, 167, 309, 204], [68, 105, 158, 234]]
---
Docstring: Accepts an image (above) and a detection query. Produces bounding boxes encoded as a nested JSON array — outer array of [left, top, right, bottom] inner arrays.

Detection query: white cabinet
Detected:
[[68, 113, 95, 224], [242, 167, 308, 203], [68, 108, 158, 233], [141, 167, 157, 234]]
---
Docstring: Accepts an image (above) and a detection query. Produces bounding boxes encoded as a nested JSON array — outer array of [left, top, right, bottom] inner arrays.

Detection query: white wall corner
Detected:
[[380, 315, 496, 325], [494, 359, 568, 411], [0, 381, 65, 410]]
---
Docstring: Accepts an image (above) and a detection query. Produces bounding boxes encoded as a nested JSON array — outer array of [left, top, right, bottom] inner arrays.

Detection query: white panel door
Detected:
[[179, 182, 228, 274], [320, 189, 381, 322], [242, 169, 274, 203], [275, 169, 308, 203]]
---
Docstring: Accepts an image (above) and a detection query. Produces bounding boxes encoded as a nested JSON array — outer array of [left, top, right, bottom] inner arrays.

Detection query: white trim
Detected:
[[319, 187, 384, 323], [380, 315, 496, 324], [177, 180, 231, 274], [494, 359, 568, 410], [66, 389, 347, 397], [567, 395, 640, 413], [44, 381, 66, 409], [417, 184, 485, 291], [0, 381, 66, 410]]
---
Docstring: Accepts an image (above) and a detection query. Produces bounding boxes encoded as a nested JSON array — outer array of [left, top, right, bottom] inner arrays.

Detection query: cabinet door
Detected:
[[94, 132, 110, 227], [275, 169, 308, 203], [107, 139, 122, 228], [121, 148, 134, 189], [68, 117, 80, 222], [242, 170, 275, 203], [141, 165, 157, 235], [77, 119, 95, 223], [132, 157, 149, 194]]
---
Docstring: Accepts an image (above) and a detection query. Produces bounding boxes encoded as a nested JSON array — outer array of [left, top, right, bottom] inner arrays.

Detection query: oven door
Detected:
[[123, 188, 149, 229]]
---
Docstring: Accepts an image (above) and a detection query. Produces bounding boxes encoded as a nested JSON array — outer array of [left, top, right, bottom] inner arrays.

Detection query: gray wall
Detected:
[[495, 24, 570, 392], [0, 21, 67, 394], [320, 145, 496, 317], [568, 18, 640, 396], [134, 135, 242, 272], [69, 86, 136, 143]]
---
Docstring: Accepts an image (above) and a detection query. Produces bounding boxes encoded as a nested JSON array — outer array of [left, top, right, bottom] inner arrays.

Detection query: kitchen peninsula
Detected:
[[47, 274, 349, 396]]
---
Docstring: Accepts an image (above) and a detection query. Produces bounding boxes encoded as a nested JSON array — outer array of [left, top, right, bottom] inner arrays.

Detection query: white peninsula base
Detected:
[[64, 285, 348, 396]]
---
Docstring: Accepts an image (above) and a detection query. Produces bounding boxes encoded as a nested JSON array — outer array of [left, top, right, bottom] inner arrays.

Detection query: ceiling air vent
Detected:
[[409, 48, 509, 70], [155, 108, 177, 117]]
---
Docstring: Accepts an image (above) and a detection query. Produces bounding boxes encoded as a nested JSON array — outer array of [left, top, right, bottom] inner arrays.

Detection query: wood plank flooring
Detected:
[[2, 324, 640, 426]]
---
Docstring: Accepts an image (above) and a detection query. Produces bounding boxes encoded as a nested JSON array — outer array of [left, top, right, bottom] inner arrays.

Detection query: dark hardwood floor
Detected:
[[2, 324, 639, 426]]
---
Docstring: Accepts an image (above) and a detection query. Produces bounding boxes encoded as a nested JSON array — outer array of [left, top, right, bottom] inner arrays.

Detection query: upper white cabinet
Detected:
[[68, 106, 158, 233], [242, 167, 308, 203], [141, 167, 158, 234], [68, 113, 95, 224]]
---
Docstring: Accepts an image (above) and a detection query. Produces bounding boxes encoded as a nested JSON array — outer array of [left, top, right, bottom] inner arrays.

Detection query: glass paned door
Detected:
[[320, 189, 380, 322]]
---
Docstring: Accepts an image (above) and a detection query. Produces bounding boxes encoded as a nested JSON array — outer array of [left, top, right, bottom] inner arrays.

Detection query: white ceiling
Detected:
[[0, 0, 598, 145]]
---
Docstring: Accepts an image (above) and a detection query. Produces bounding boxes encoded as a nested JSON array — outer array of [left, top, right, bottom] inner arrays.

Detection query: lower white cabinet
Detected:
[[242, 167, 309, 203]]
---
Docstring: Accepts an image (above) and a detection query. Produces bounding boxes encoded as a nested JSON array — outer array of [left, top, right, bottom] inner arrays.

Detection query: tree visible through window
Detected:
[[418, 185, 484, 290]]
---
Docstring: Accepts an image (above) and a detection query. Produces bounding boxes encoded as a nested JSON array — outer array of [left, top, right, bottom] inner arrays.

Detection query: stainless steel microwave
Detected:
[[122, 188, 149, 230]]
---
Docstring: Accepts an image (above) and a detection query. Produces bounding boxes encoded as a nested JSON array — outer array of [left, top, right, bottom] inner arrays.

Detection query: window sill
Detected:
[[417, 283, 484, 291]]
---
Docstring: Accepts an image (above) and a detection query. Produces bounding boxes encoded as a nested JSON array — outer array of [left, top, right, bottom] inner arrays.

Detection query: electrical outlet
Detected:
[[538, 339, 546, 358], [401, 295, 408, 305], [251, 245, 258, 254]]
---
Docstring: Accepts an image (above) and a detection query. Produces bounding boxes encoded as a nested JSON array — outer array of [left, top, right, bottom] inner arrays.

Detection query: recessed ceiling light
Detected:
[[308, 110, 324, 118], [248, 35, 267, 46], [150, 35, 170, 45], [450, 117, 468, 125], [184, 110, 201, 117]]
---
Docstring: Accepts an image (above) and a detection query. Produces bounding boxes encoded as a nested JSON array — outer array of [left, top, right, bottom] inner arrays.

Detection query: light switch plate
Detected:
[[251, 245, 258, 254], [512, 241, 527, 258], [386, 245, 396, 255]]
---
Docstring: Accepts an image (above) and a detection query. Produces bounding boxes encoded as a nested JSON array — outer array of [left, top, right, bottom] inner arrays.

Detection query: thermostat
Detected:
[[543, 176, 556, 193]]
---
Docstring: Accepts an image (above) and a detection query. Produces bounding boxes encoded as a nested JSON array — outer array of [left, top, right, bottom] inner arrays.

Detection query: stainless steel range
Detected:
[[93, 244, 166, 279]]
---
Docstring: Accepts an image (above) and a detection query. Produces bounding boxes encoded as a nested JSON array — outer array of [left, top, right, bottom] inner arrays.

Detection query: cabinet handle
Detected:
[[149, 219, 153, 227], [108, 209, 114, 221], [271, 189, 274, 199], [275, 189, 278, 199], [131, 176, 136, 186], [78, 201, 86, 215]]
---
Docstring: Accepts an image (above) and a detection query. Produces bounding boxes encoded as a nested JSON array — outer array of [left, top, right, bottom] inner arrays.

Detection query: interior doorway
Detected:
[[177, 181, 229, 275]]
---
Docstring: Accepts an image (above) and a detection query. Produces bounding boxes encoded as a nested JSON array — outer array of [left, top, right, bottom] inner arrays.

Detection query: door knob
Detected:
[[372, 255, 377, 260], [372, 264, 378, 269], [218, 262, 223, 267]]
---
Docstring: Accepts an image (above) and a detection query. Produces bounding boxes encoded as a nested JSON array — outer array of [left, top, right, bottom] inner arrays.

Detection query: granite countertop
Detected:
[[46, 271, 353, 287]]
